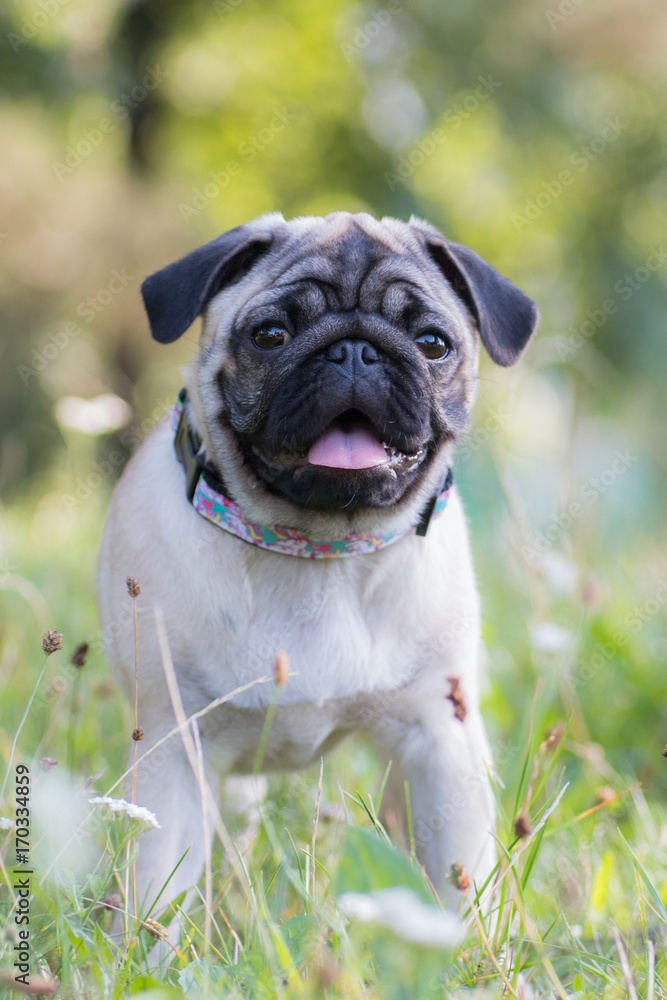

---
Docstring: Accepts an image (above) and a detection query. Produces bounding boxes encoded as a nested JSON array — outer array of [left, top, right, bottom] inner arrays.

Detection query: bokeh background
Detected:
[[2, 0, 667, 841]]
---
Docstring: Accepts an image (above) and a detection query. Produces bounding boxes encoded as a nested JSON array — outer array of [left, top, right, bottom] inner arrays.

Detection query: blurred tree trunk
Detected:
[[112, 0, 184, 171]]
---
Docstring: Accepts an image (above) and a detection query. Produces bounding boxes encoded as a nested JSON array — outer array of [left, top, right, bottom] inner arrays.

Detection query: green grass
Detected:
[[2, 430, 667, 999]]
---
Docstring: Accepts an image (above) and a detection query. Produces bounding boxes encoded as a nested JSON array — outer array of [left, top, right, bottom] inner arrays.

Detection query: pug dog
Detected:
[[97, 211, 538, 916]]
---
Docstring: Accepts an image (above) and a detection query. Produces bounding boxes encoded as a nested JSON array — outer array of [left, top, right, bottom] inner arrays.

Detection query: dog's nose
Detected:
[[324, 339, 381, 373]]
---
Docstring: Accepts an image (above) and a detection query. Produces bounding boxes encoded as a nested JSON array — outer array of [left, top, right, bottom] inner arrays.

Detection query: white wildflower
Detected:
[[338, 887, 461, 948], [530, 622, 573, 653], [89, 795, 161, 829], [0, 817, 13, 830], [55, 394, 131, 435], [536, 551, 577, 595]]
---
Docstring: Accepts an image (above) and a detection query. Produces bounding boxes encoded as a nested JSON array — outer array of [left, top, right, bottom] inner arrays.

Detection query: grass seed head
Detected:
[[144, 917, 169, 941], [447, 862, 471, 891], [126, 576, 141, 598], [582, 574, 603, 607], [594, 785, 616, 806], [446, 675, 467, 722], [541, 722, 565, 755], [70, 642, 89, 668], [42, 630, 64, 655], [274, 649, 291, 686], [514, 812, 532, 839]]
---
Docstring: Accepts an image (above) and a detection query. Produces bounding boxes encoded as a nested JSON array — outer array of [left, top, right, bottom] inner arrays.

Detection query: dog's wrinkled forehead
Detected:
[[204, 212, 465, 343], [141, 210, 539, 367], [278, 221, 410, 310], [280, 218, 452, 307]]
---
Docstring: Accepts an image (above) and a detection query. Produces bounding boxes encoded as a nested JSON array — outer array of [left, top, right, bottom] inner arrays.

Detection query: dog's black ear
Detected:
[[412, 221, 539, 366], [141, 226, 274, 344]]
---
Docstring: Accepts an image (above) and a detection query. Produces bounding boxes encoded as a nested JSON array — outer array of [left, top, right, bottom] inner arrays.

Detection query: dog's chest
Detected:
[[178, 543, 421, 711], [151, 483, 480, 721]]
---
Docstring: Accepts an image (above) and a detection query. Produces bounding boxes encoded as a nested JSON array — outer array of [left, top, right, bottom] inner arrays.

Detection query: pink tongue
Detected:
[[308, 423, 388, 470]]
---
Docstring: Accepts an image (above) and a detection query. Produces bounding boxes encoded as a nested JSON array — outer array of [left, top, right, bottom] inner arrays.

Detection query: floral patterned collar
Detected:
[[172, 390, 453, 559]]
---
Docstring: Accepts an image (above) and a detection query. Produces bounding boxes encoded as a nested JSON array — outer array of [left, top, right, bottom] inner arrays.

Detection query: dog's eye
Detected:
[[251, 326, 290, 351], [414, 331, 451, 360]]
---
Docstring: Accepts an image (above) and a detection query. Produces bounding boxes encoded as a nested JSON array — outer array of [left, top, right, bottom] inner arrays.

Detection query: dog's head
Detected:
[[142, 212, 538, 533]]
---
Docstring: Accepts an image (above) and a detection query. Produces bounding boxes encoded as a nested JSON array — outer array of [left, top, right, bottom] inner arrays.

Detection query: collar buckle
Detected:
[[173, 390, 206, 502], [414, 467, 454, 537]]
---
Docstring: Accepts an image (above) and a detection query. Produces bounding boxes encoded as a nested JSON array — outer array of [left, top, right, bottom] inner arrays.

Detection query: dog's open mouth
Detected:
[[251, 410, 427, 477], [307, 411, 426, 474]]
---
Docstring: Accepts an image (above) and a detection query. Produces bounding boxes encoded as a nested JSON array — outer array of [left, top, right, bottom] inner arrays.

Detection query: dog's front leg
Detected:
[[128, 727, 212, 919], [371, 703, 496, 907]]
